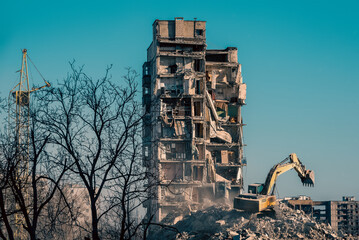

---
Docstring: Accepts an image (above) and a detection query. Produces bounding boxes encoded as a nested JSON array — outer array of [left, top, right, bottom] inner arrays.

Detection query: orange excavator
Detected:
[[234, 153, 315, 212]]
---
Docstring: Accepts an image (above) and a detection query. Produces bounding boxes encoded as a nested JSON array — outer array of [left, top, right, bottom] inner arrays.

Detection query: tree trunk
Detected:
[[91, 199, 100, 240], [0, 190, 15, 240]]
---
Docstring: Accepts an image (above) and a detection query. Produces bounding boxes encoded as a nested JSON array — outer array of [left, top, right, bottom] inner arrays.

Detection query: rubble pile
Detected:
[[149, 202, 357, 240]]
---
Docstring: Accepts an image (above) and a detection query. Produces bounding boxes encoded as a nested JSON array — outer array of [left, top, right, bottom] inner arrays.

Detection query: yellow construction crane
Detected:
[[8, 49, 50, 239], [234, 153, 315, 212]]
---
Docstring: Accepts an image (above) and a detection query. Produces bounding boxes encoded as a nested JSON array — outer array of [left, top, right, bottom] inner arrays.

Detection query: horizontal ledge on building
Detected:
[[157, 116, 192, 121], [206, 143, 240, 148], [157, 38, 206, 45], [158, 202, 201, 207], [216, 164, 243, 167], [160, 180, 205, 185], [158, 52, 205, 58], [159, 160, 206, 164], [206, 50, 236, 55], [221, 123, 246, 127], [158, 138, 192, 142], [159, 94, 205, 99], [206, 62, 240, 67], [157, 72, 205, 78]]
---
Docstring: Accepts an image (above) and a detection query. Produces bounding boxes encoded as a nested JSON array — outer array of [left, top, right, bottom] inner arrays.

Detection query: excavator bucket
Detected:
[[301, 170, 315, 186]]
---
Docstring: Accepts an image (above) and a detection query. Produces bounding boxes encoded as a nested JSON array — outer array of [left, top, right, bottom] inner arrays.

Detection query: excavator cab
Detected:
[[248, 184, 264, 194]]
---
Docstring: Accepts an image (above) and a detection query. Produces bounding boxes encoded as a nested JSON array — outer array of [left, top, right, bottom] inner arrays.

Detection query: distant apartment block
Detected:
[[142, 18, 247, 221], [287, 196, 359, 235]]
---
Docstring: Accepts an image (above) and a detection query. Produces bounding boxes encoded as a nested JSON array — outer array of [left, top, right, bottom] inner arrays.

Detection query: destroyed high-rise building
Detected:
[[142, 18, 247, 222]]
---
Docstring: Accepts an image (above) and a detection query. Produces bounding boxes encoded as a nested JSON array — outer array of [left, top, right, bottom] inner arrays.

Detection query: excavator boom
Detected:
[[261, 153, 314, 195]]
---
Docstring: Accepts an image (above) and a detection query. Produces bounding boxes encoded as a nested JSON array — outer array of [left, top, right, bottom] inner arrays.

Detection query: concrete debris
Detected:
[[216, 220, 226, 226], [148, 202, 358, 240]]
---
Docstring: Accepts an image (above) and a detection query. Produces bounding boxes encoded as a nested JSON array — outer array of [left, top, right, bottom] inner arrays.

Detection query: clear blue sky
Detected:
[[1, 0, 358, 201]]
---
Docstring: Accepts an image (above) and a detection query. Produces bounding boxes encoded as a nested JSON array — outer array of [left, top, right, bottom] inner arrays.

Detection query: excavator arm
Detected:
[[234, 153, 314, 212], [260, 153, 315, 195]]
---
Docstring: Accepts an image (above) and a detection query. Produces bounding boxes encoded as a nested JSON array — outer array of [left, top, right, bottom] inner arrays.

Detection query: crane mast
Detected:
[[8, 49, 50, 239], [9, 49, 30, 175], [7, 49, 30, 240]]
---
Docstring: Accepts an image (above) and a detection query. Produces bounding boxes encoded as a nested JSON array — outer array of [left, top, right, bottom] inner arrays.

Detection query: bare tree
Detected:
[[0, 101, 70, 240], [0, 62, 165, 240], [37, 63, 151, 240], [0, 139, 16, 240], [99, 119, 160, 240]]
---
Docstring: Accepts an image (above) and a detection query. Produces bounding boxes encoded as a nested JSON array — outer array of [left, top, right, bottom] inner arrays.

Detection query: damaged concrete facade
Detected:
[[143, 18, 247, 222]]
